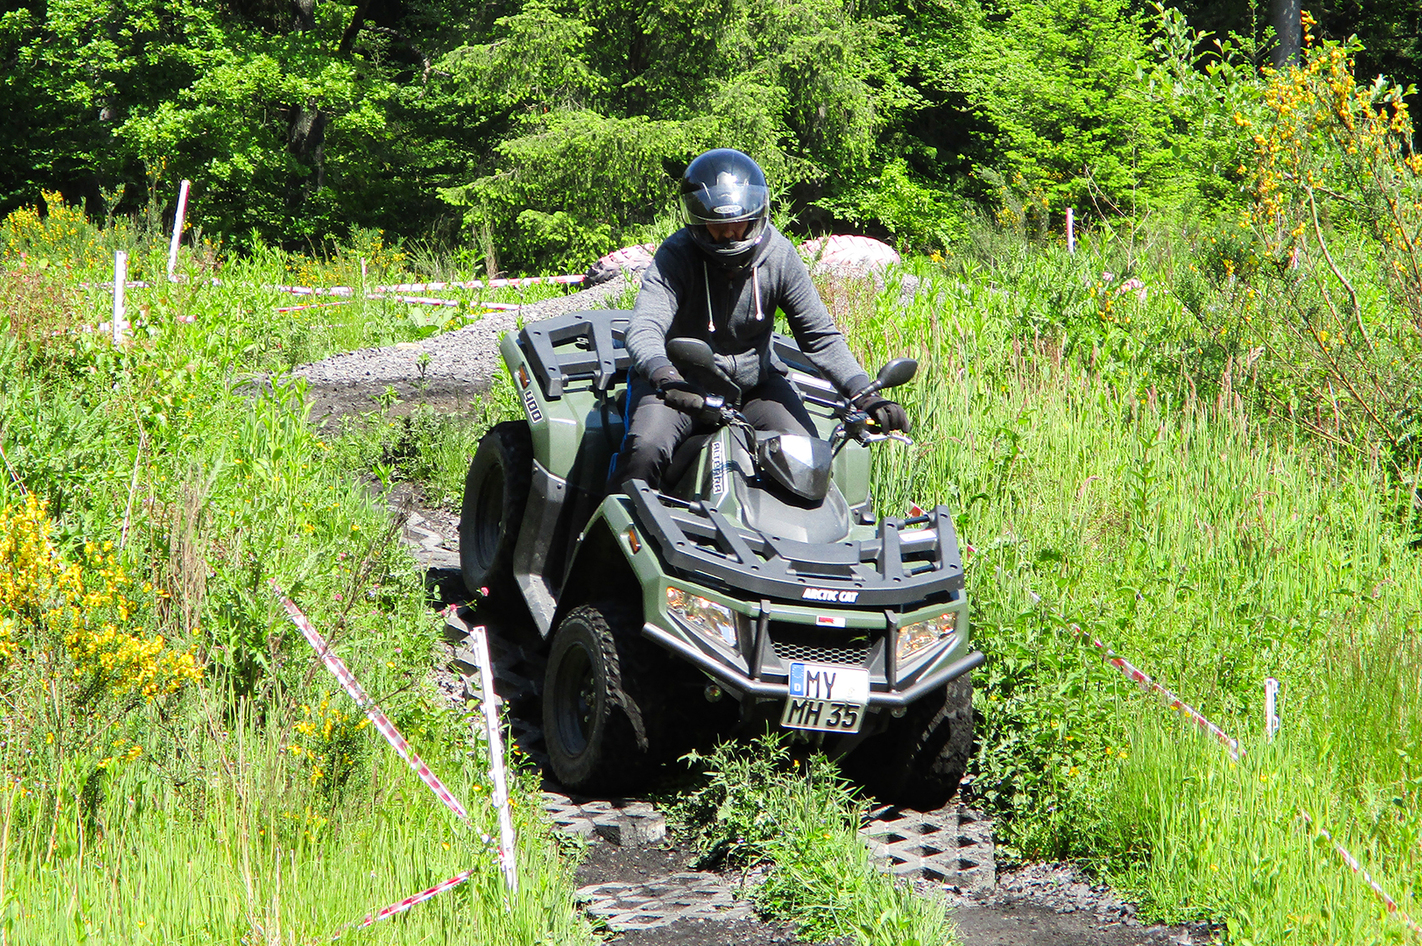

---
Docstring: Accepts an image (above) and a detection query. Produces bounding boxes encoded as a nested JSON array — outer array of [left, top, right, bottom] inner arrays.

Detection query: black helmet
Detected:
[[680, 148, 770, 268]]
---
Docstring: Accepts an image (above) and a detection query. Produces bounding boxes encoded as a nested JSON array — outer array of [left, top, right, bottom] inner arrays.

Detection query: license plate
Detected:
[[781, 662, 869, 733], [781, 697, 864, 733]]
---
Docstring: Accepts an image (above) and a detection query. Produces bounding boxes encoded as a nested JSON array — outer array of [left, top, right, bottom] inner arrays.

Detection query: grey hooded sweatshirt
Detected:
[[625, 225, 872, 398]]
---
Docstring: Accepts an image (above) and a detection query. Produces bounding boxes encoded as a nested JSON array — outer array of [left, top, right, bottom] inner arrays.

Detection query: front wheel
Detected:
[[542, 603, 663, 793], [459, 421, 532, 603], [849, 674, 973, 810]]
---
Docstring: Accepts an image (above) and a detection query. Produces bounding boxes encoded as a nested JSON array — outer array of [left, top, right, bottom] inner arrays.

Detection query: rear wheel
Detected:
[[459, 422, 532, 603], [850, 674, 973, 810], [542, 603, 665, 793]]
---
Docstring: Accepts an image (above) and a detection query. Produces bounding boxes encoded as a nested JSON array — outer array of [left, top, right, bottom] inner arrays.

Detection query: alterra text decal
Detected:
[[710, 440, 726, 495]]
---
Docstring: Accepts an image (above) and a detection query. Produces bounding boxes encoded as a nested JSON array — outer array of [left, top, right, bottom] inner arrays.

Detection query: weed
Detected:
[[670, 736, 958, 946]]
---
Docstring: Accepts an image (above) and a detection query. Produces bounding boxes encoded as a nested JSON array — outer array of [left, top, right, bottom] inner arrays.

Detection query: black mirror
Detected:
[[876, 358, 918, 390], [667, 337, 716, 372]]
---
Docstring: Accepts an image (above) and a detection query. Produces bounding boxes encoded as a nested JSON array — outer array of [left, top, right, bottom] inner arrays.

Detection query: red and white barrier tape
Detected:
[[273, 584, 470, 821], [445, 606, 519, 893], [1072, 626, 1240, 760], [275, 300, 357, 314], [1300, 810, 1422, 936], [271, 273, 584, 299], [351, 868, 477, 932], [1068, 622, 1420, 934], [374, 274, 585, 292]]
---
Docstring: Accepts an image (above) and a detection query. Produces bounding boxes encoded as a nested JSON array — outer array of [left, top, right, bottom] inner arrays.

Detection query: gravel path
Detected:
[[293, 274, 633, 423]]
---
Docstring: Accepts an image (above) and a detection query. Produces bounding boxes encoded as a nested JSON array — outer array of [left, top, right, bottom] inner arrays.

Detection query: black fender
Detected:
[[550, 518, 643, 634]]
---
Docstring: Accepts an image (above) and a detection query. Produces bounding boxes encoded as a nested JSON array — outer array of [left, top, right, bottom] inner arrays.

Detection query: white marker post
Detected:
[[112, 251, 128, 344], [167, 179, 191, 282], [1066, 208, 1076, 254], [1265, 677, 1280, 741], [470, 624, 518, 893]]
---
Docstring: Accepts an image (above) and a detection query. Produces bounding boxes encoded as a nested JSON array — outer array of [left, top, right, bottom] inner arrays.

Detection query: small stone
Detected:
[[593, 810, 667, 846]]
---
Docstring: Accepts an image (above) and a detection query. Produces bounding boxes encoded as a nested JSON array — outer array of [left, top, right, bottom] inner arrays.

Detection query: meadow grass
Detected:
[[9, 195, 1422, 944], [839, 239, 1422, 943], [0, 215, 595, 945]]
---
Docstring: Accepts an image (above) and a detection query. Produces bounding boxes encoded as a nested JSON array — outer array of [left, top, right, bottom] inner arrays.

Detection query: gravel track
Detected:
[[293, 274, 633, 423]]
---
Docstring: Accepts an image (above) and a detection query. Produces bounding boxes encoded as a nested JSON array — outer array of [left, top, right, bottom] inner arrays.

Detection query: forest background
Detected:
[[1, 0, 1417, 271]]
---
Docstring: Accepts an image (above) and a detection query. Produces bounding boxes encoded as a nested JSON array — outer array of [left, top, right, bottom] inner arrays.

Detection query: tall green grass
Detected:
[[0, 215, 595, 945], [840, 239, 1422, 943]]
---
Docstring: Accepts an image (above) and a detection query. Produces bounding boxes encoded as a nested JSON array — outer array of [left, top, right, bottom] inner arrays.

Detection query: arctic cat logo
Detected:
[[522, 388, 543, 423], [802, 588, 859, 603]]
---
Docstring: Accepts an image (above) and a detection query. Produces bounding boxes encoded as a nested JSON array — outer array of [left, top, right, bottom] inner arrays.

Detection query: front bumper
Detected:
[[642, 621, 985, 708]]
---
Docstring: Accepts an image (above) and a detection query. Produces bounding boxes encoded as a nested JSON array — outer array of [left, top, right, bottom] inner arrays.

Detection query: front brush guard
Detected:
[[624, 480, 965, 608]]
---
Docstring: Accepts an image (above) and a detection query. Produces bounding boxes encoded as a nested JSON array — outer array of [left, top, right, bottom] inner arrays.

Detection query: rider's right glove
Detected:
[[853, 393, 911, 433], [650, 365, 706, 415]]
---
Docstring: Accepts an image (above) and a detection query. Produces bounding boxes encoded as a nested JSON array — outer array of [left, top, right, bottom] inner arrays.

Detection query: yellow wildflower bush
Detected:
[[0, 494, 202, 700], [287, 692, 369, 796], [0, 190, 105, 266], [1242, 24, 1422, 458]]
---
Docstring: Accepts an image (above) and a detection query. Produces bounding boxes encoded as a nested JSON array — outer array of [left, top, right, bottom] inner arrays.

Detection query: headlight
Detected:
[[896, 612, 957, 664], [666, 587, 739, 651]]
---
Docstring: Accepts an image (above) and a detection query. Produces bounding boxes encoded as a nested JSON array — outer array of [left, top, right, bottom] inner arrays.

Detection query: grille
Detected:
[[771, 638, 870, 667]]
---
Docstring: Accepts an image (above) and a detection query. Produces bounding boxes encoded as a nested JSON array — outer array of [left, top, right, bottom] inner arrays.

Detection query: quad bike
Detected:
[[459, 308, 983, 808]]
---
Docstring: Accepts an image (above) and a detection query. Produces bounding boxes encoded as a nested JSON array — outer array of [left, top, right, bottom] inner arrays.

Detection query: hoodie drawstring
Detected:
[[703, 260, 763, 333], [703, 260, 715, 333]]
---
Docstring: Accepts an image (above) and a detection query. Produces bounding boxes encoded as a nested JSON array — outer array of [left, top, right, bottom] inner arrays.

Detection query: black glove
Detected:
[[651, 365, 706, 415], [854, 394, 910, 433]]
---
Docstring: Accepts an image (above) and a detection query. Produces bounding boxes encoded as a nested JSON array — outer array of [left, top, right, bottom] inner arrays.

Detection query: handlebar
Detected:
[[833, 406, 914, 449], [663, 389, 912, 449]]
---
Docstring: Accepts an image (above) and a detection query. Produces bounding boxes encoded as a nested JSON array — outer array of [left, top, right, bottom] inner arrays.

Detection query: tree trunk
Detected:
[[1271, 0, 1301, 67], [291, 0, 315, 32], [286, 106, 327, 207]]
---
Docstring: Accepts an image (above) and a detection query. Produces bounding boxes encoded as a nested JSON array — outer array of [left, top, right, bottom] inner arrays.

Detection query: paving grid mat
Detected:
[[577, 873, 755, 931], [864, 802, 997, 892]]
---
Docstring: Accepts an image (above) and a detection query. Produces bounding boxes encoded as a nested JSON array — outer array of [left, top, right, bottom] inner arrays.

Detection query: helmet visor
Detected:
[[681, 181, 770, 226]]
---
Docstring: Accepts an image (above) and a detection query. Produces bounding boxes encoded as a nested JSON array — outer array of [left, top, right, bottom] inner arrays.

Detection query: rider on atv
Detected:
[[609, 148, 910, 490]]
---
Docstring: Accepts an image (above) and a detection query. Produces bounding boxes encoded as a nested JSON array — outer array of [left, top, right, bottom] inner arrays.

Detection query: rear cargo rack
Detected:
[[626, 481, 964, 607]]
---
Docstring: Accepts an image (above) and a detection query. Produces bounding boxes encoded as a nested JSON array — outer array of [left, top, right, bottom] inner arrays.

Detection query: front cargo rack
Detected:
[[519, 309, 633, 398], [626, 481, 964, 608]]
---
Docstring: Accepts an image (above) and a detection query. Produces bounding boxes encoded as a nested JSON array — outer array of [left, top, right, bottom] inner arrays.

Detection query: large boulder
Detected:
[[583, 243, 657, 286], [797, 235, 901, 275]]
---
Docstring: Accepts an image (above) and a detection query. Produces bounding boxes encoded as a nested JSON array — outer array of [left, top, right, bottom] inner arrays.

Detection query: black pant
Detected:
[[609, 371, 818, 492]]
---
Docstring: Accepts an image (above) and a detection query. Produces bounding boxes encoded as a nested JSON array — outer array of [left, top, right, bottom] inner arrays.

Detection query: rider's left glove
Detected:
[[853, 394, 910, 433], [651, 365, 706, 415]]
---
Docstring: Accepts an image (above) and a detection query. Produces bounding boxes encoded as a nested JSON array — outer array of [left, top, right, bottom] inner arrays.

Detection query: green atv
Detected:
[[460, 308, 982, 808]]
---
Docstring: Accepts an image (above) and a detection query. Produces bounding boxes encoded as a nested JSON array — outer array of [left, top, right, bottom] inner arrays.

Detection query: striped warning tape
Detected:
[[1300, 810, 1422, 937], [1067, 621, 1419, 935], [273, 584, 470, 821], [1073, 626, 1240, 760], [272, 273, 585, 298], [273, 585, 521, 938], [351, 868, 478, 931]]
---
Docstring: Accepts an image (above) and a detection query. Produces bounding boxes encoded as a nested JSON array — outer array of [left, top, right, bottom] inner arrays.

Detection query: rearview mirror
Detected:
[[875, 358, 918, 390], [666, 337, 717, 372]]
